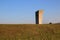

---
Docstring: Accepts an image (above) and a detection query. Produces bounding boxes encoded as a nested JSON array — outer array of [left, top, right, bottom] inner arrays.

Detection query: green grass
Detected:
[[0, 24, 60, 40]]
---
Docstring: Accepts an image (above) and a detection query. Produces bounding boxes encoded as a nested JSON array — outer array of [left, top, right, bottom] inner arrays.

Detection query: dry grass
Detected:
[[0, 24, 60, 40]]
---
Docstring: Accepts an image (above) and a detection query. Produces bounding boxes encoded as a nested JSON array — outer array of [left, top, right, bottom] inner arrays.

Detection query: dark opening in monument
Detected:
[[35, 11, 39, 24]]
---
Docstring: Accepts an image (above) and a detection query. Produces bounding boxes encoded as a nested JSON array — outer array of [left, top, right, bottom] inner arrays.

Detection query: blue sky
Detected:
[[0, 0, 60, 24]]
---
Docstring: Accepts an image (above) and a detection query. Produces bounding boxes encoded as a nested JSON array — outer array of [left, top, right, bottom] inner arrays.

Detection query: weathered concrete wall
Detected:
[[39, 10, 44, 24]]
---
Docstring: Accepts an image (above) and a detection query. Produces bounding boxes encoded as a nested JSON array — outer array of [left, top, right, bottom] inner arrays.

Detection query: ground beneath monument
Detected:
[[0, 24, 60, 40]]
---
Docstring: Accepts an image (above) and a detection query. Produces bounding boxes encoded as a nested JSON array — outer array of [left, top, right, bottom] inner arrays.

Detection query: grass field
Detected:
[[0, 24, 60, 40]]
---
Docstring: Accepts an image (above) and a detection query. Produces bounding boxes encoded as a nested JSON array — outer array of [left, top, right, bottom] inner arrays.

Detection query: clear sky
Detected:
[[0, 0, 60, 24]]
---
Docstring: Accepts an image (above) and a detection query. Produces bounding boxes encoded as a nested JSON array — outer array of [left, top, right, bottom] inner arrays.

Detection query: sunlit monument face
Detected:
[[35, 10, 44, 24]]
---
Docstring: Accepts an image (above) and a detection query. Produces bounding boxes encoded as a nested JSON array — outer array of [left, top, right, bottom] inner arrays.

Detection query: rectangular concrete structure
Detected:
[[35, 10, 43, 24]]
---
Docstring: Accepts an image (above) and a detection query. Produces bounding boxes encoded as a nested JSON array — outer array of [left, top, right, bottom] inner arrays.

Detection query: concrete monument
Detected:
[[35, 10, 44, 24]]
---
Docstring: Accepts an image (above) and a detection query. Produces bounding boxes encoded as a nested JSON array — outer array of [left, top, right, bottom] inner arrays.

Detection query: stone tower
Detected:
[[35, 10, 44, 24]]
